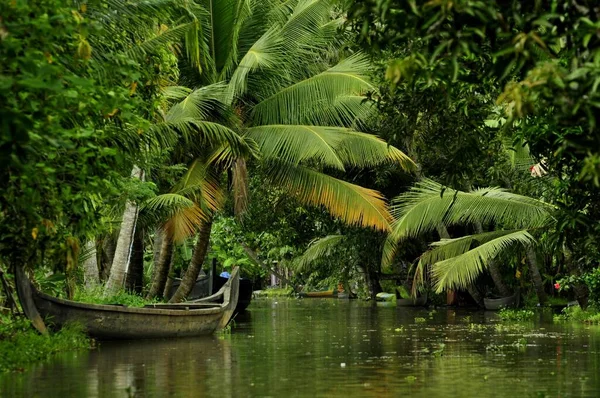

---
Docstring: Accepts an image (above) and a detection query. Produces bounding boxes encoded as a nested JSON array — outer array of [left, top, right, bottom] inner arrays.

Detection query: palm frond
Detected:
[[382, 179, 552, 266], [431, 230, 535, 293], [246, 125, 346, 170], [250, 53, 374, 126], [294, 234, 345, 272], [299, 95, 375, 127], [280, 0, 331, 45], [227, 27, 283, 101], [174, 159, 224, 212], [163, 204, 207, 242], [246, 125, 415, 171], [266, 162, 391, 231], [150, 118, 247, 156], [334, 130, 416, 171], [124, 22, 196, 60], [165, 83, 230, 121], [421, 229, 531, 266]]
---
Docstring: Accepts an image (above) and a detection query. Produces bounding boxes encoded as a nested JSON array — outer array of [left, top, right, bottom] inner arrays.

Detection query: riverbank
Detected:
[[0, 315, 92, 372], [553, 305, 600, 324], [253, 287, 294, 298]]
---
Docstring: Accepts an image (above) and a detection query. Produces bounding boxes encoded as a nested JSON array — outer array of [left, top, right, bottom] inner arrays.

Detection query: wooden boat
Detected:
[[376, 292, 396, 302], [299, 289, 337, 298], [211, 275, 253, 313], [396, 292, 428, 307], [166, 265, 252, 313], [166, 274, 210, 300], [484, 292, 518, 311], [15, 266, 239, 340]]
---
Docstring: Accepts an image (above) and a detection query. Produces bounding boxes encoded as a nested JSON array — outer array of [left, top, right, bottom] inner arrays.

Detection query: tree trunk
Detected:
[[564, 248, 589, 308], [125, 227, 145, 294], [153, 229, 163, 266], [474, 222, 511, 296], [83, 240, 100, 290], [526, 248, 547, 305], [466, 284, 484, 307], [100, 236, 116, 281], [169, 216, 213, 303], [146, 236, 174, 300], [104, 166, 143, 296], [162, 252, 176, 299]]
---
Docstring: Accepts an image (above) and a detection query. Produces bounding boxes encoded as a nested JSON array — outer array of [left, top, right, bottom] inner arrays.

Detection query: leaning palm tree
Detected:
[[78, 0, 252, 295], [166, 0, 415, 302], [382, 179, 558, 302]]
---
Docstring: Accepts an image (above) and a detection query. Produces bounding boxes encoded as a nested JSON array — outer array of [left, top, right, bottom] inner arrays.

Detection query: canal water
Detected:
[[2, 298, 599, 397]]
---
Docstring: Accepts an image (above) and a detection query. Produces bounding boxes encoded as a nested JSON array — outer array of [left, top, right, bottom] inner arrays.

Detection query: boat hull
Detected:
[[213, 276, 253, 313], [300, 289, 336, 298], [33, 293, 225, 339], [376, 292, 395, 302], [397, 294, 428, 307], [16, 266, 240, 340], [484, 294, 518, 311]]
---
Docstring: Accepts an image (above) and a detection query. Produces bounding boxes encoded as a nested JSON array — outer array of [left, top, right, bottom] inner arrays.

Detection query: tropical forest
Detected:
[[1, 0, 600, 396]]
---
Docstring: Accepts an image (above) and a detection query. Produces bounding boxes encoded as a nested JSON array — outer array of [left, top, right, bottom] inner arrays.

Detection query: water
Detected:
[[2, 299, 600, 397]]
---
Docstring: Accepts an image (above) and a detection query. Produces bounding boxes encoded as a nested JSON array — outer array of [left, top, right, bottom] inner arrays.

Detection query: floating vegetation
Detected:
[[498, 309, 535, 322]]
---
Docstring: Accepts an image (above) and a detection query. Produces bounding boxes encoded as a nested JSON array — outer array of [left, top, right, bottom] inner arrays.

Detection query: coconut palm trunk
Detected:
[[83, 240, 100, 289], [100, 236, 116, 281], [169, 216, 214, 303], [564, 248, 590, 308], [125, 228, 145, 294], [104, 166, 144, 296], [162, 253, 177, 299], [153, 229, 163, 266], [526, 249, 547, 305], [146, 235, 174, 299]]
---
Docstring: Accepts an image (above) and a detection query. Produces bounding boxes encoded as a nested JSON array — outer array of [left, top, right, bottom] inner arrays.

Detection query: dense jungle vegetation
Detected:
[[1, 0, 600, 370]]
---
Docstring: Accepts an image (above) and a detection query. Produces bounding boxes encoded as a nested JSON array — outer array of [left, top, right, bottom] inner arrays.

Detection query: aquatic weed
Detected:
[[0, 315, 91, 372], [553, 305, 600, 324], [498, 309, 535, 322]]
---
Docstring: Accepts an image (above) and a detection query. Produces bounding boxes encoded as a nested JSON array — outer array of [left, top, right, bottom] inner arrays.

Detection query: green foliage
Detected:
[[0, 0, 184, 279], [0, 315, 91, 372], [553, 305, 600, 324], [348, 0, 600, 287], [74, 287, 157, 307], [557, 268, 600, 306], [208, 216, 261, 276], [498, 309, 535, 322]]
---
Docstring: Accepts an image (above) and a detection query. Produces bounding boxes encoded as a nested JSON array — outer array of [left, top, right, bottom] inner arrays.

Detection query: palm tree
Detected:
[[382, 179, 555, 303], [163, 0, 415, 302]]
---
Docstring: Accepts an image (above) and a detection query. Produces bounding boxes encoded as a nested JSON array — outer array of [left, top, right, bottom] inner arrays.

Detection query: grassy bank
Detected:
[[253, 287, 294, 298], [553, 306, 600, 324], [0, 315, 92, 373]]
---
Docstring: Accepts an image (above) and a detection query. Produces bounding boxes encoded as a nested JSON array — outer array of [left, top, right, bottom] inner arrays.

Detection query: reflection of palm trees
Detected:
[[81, 337, 237, 397]]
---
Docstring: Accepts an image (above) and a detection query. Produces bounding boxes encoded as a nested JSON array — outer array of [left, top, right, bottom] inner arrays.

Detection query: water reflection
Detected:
[[2, 299, 600, 397]]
